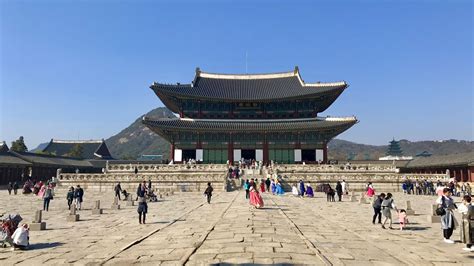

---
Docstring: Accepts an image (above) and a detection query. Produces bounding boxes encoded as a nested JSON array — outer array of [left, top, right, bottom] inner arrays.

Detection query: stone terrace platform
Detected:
[[0, 189, 472, 265]]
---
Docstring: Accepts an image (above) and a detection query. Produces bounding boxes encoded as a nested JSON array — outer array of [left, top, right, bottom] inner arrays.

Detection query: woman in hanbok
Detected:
[[271, 180, 276, 195], [366, 182, 375, 197], [260, 179, 265, 192], [249, 182, 264, 208], [306, 184, 314, 197], [276, 181, 285, 195], [292, 185, 299, 196]]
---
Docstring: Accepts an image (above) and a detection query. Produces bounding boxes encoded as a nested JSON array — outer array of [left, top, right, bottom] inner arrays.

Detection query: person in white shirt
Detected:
[[11, 223, 29, 250]]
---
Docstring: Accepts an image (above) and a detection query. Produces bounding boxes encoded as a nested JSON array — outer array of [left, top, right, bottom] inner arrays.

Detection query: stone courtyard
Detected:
[[0, 187, 473, 265]]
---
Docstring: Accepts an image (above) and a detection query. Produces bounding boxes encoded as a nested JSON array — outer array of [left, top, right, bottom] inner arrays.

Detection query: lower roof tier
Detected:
[[142, 116, 358, 143]]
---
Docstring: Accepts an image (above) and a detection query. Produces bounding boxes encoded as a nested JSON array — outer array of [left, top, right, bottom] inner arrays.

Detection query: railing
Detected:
[[273, 164, 399, 173], [105, 163, 228, 173]]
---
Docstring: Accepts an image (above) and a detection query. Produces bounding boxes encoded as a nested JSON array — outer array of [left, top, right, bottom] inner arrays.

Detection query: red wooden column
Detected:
[[170, 143, 175, 162], [263, 133, 269, 164], [228, 133, 233, 164], [322, 143, 328, 164]]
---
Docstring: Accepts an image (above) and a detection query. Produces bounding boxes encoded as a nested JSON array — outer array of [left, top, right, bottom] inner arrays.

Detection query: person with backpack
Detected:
[[436, 188, 457, 243], [74, 185, 84, 210], [204, 182, 213, 204], [372, 193, 386, 224], [66, 187, 74, 210], [381, 193, 397, 229]]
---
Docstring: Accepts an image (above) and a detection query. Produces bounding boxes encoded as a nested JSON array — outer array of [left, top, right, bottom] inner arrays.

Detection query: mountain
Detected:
[[30, 142, 49, 152], [105, 107, 176, 160], [105, 107, 474, 160]]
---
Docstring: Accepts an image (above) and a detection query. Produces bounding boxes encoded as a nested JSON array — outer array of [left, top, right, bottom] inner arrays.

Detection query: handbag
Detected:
[[436, 196, 446, 216]]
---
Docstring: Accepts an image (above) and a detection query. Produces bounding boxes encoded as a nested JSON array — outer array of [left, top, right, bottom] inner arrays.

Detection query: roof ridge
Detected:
[[51, 139, 103, 144]]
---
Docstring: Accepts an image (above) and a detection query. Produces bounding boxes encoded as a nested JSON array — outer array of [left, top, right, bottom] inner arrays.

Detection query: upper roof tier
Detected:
[[151, 67, 348, 113]]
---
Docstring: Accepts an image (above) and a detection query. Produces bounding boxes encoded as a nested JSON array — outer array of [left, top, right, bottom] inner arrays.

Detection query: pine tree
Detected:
[[386, 139, 403, 156], [10, 136, 28, 152], [68, 144, 84, 158]]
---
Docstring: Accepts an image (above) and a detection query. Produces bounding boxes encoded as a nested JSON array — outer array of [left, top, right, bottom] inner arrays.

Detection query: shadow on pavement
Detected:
[[28, 242, 63, 250]]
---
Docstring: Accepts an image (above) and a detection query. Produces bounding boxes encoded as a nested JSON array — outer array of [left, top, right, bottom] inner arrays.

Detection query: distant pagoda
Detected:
[[386, 139, 403, 156], [143, 67, 358, 164]]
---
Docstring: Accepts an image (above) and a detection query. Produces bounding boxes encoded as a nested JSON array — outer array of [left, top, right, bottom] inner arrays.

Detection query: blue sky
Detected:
[[1, 0, 472, 149]]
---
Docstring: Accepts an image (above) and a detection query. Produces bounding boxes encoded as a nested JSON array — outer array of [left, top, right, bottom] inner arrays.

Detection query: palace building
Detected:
[[143, 67, 357, 164]]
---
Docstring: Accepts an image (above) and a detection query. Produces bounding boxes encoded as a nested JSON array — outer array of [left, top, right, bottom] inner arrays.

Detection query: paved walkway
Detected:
[[0, 188, 473, 265]]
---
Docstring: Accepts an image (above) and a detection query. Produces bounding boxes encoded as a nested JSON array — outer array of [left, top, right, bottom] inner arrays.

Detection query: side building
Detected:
[[143, 67, 358, 164]]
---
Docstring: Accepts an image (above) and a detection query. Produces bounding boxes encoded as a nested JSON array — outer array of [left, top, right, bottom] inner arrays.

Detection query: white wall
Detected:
[[255, 149, 263, 161], [294, 149, 302, 162], [196, 149, 203, 161], [316, 149, 324, 162], [174, 149, 182, 162], [233, 149, 241, 161]]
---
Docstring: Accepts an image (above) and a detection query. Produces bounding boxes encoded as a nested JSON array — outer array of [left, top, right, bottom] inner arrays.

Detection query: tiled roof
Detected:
[[0, 153, 32, 166], [150, 68, 347, 113], [42, 139, 113, 159], [11, 151, 94, 168], [404, 152, 474, 168], [143, 116, 357, 142], [0, 141, 9, 153]]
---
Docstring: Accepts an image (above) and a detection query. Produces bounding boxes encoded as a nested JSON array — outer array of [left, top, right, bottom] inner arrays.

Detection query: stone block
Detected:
[[111, 204, 121, 210], [92, 209, 103, 215], [126, 200, 135, 206], [30, 222, 46, 231], [428, 215, 441, 223], [67, 214, 80, 222]]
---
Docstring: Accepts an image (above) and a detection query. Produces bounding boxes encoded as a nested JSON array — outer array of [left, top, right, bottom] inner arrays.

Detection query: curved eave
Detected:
[[142, 117, 358, 142], [150, 83, 347, 113]]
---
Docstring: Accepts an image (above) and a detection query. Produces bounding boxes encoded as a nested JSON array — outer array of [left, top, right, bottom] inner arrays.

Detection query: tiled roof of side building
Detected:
[[11, 151, 94, 168], [150, 67, 348, 112], [42, 139, 113, 159], [0, 153, 32, 166], [404, 151, 474, 168]]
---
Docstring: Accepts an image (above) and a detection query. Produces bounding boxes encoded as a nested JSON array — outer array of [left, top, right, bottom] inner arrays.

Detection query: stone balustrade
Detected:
[[273, 164, 399, 173], [105, 163, 228, 173]]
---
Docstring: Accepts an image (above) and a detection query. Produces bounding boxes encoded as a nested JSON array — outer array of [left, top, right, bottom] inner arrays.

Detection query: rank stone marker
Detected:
[[30, 210, 46, 231], [111, 196, 121, 210], [428, 204, 441, 223], [92, 200, 103, 215], [126, 196, 135, 206], [67, 204, 80, 222], [406, 200, 415, 215]]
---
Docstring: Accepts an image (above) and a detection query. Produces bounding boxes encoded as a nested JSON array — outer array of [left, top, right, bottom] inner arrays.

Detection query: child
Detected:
[[398, 209, 408, 230]]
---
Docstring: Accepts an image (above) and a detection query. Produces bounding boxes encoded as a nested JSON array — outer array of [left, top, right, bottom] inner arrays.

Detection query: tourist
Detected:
[[13, 182, 19, 195], [326, 185, 335, 202], [398, 209, 408, 230], [134, 166, 138, 174], [11, 223, 29, 250], [66, 187, 74, 210], [265, 178, 271, 192], [275, 180, 284, 195], [436, 183, 445, 196], [458, 195, 474, 251], [466, 183, 472, 197], [366, 182, 375, 197], [137, 181, 148, 224], [204, 182, 213, 204], [260, 179, 265, 193], [402, 182, 408, 194], [437, 188, 457, 243], [306, 184, 314, 197], [244, 180, 250, 199], [372, 193, 386, 224], [381, 193, 397, 229], [299, 180, 306, 198], [292, 185, 299, 197], [7, 182, 12, 195], [114, 182, 122, 200], [249, 182, 264, 208], [148, 179, 152, 190], [271, 180, 276, 195], [341, 180, 347, 198], [336, 181, 343, 201], [74, 185, 84, 210], [42, 184, 53, 212]]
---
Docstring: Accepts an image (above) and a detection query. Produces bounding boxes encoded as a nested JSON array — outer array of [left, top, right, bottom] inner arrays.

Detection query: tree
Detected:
[[10, 136, 28, 152], [68, 144, 83, 158]]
